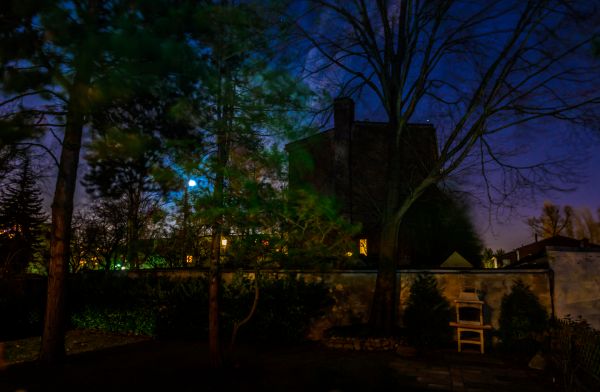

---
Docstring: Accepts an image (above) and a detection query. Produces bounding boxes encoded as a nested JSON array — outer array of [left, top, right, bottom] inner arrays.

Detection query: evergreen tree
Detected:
[[0, 157, 47, 275], [403, 274, 452, 348]]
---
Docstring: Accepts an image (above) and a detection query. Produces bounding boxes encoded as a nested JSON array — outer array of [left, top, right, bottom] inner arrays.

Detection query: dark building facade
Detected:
[[285, 98, 438, 262]]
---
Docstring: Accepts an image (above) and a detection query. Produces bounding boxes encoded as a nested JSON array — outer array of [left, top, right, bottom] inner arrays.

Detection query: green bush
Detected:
[[65, 272, 331, 342], [403, 273, 452, 348], [223, 273, 333, 342], [499, 280, 548, 353], [71, 306, 156, 336]]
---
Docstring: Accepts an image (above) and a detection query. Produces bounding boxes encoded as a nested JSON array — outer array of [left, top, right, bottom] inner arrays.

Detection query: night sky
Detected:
[[4, 0, 600, 254]]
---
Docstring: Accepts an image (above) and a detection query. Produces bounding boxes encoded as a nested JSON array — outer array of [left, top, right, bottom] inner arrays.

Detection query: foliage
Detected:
[[527, 201, 575, 239], [62, 273, 332, 341], [223, 273, 333, 342], [0, 278, 47, 340], [398, 190, 483, 267], [481, 248, 506, 269], [71, 306, 156, 336], [70, 201, 127, 272], [498, 280, 548, 352], [527, 201, 600, 243], [273, 188, 361, 269], [403, 274, 452, 348], [0, 156, 48, 276]]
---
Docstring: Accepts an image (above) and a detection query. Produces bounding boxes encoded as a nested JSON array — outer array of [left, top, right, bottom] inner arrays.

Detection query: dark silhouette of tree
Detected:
[[398, 190, 482, 268], [297, 0, 600, 333], [0, 156, 47, 275], [1, 0, 200, 362]]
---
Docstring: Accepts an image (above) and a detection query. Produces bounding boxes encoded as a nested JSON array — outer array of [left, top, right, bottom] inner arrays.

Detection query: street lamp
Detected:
[[183, 178, 197, 266]]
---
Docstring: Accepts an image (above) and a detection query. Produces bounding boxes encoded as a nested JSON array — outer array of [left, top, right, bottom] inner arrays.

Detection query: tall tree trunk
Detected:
[[369, 219, 400, 334], [40, 80, 88, 363], [208, 230, 222, 368], [208, 128, 228, 368], [40, 0, 97, 361], [368, 113, 403, 334]]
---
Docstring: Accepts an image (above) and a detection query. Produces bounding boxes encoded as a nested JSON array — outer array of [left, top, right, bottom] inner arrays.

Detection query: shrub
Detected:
[[499, 280, 548, 353], [403, 273, 452, 347], [0, 278, 46, 340], [71, 306, 156, 336], [223, 273, 333, 342]]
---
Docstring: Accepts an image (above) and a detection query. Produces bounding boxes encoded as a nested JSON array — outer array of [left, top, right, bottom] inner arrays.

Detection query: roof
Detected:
[[440, 251, 473, 268], [502, 235, 600, 268]]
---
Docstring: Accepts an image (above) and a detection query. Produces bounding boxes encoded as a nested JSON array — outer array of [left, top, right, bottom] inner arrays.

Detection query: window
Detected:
[[359, 238, 367, 256]]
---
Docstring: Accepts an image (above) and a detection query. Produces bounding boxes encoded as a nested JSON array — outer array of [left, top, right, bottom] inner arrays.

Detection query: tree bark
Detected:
[[40, 82, 88, 362], [208, 231, 222, 368], [39, 17, 94, 357]]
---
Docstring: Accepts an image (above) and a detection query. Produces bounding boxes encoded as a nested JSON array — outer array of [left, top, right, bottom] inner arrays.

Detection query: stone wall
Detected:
[[547, 248, 600, 329], [126, 268, 553, 339], [295, 269, 552, 339]]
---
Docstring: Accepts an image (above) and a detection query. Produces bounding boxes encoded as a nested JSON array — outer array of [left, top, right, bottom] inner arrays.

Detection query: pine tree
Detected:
[[0, 157, 47, 275]]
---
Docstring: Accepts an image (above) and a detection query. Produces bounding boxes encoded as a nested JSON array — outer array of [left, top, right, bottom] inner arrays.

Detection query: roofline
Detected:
[[284, 122, 435, 150]]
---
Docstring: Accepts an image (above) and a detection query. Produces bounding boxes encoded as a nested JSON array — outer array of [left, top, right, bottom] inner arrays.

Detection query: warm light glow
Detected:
[[221, 238, 228, 247], [346, 251, 353, 257], [186, 255, 193, 264], [188, 179, 197, 187], [359, 238, 368, 256]]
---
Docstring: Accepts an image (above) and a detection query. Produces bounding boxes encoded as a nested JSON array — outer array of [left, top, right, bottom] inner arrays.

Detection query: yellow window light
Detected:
[[359, 238, 367, 256], [186, 255, 193, 264]]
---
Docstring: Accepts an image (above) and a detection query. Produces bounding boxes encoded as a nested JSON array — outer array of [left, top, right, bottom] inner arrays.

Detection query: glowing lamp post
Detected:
[[183, 178, 197, 266]]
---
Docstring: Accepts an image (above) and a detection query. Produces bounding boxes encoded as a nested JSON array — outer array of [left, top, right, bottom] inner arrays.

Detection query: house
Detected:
[[501, 235, 600, 268], [285, 98, 438, 263]]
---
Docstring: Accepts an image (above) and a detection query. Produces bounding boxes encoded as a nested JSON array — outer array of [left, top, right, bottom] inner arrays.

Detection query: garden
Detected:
[[1, 273, 598, 391]]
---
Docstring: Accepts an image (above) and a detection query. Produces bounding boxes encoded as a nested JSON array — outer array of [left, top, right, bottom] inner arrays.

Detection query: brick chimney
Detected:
[[333, 97, 354, 218], [334, 97, 354, 131]]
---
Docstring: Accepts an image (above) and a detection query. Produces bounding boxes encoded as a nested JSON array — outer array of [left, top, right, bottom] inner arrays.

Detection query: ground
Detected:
[[0, 330, 559, 392]]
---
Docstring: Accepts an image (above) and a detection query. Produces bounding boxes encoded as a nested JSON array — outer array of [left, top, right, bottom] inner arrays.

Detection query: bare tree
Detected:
[[527, 201, 574, 238], [296, 0, 600, 332]]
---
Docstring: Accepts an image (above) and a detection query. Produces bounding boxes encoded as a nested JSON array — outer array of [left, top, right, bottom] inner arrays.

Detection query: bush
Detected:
[[71, 306, 156, 336], [498, 280, 548, 353], [403, 273, 452, 348], [0, 278, 46, 340], [2, 273, 333, 342], [223, 272, 333, 342]]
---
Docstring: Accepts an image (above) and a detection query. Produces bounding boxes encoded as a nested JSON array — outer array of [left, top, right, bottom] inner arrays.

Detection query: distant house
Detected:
[[285, 97, 438, 262], [502, 235, 600, 268]]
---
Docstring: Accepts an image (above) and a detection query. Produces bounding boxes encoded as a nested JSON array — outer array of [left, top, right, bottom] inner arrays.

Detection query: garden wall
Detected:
[[297, 269, 552, 339], [128, 268, 552, 340], [547, 248, 600, 329]]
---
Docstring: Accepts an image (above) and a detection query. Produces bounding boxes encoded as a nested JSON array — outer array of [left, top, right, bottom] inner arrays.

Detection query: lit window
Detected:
[[221, 238, 228, 247], [359, 239, 367, 256], [186, 255, 193, 264]]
